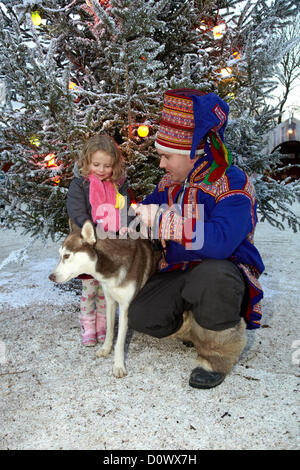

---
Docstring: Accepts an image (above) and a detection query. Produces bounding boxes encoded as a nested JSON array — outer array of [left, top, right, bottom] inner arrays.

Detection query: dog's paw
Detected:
[[95, 346, 111, 358], [113, 364, 127, 378]]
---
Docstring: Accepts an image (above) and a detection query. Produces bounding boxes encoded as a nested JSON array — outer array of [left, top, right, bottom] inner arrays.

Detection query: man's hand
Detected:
[[134, 204, 167, 249], [134, 204, 159, 228], [119, 226, 135, 237]]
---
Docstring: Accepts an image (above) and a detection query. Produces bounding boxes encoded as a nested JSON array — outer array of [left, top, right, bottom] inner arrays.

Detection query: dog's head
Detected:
[[49, 219, 97, 283]]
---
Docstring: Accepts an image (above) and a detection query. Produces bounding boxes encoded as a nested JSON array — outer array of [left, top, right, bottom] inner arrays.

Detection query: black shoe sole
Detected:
[[189, 367, 226, 389]]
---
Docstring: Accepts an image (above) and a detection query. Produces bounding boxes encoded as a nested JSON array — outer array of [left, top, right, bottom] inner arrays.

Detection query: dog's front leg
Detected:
[[95, 292, 116, 359], [112, 303, 129, 378]]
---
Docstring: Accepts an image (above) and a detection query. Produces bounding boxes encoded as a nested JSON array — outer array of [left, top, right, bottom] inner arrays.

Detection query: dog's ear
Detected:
[[81, 220, 97, 245], [69, 218, 80, 233]]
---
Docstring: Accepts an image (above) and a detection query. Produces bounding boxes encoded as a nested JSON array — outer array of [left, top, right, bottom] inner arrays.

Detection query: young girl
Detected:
[[66, 134, 128, 346]]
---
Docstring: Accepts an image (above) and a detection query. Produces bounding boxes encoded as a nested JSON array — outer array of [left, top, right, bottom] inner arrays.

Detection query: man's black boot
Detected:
[[189, 367, 226, 389]]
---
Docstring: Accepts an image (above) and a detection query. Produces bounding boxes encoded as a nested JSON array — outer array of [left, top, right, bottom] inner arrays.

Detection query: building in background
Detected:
[[266, 116, 300, 181]]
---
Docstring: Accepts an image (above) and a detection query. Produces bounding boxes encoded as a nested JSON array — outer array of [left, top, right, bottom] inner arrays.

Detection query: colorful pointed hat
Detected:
[[155, 88, 232, 183]]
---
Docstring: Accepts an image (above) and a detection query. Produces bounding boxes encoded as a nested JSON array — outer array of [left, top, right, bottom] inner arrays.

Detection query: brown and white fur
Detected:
[[49, 219, 159, 378]]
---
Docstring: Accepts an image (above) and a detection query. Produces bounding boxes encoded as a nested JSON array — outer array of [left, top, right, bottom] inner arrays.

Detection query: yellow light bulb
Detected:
[[137, 125, 149, 138], [30, 135, 41, 147], [213, 23, 227, 39], [69, 81, 78, 91], [52, 176, 61, 185], [31, 11, 42, 26], [220, 67, 232, 78], [233, 50, 241, 60], [44, 153, 56, 167]]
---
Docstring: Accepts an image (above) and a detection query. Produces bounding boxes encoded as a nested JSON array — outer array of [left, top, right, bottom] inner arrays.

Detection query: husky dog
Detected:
[[49, 219, 159, 378]]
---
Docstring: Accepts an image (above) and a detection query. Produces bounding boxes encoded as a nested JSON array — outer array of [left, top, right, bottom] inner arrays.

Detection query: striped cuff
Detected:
[[157, 209, 198, 247], [158, 209, 184, 242]]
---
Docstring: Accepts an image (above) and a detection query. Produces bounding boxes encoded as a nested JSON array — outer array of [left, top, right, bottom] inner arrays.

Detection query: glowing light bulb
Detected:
[[30, 135, 41, 147], [31, 11, 42, 26], [44, 153, 57, 167], [233, 49, 241, 60], [52, 176, 61, 185], [69, 81, 78, 91], [212, 22, 227, 39], [137, 125, 150, 138], [220, 67, 232, 78], [137, 126, 149, 137]]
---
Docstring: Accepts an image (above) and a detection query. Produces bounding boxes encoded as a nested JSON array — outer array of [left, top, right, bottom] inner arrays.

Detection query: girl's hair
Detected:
[[78, 134, 125, 182]]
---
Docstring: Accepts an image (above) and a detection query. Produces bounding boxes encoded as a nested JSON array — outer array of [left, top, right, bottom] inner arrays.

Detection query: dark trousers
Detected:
[[128, 259, 246, 337]]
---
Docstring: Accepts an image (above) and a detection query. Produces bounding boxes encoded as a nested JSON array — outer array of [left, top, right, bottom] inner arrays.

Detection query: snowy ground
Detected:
[[0, 205, 299, 450]]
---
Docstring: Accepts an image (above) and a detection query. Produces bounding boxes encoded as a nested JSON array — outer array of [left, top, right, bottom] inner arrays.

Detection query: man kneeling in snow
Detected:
[[129, 89, 264, 389]]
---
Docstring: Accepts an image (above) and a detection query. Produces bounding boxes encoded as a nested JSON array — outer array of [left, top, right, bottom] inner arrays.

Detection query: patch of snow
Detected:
[[0, 205, 299, 450], [0, 257, 76, 308]]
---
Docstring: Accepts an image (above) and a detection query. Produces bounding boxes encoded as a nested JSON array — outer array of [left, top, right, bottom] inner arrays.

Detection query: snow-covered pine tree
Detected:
[[220, 1, 300, 231], [0, 0, 299, 240]]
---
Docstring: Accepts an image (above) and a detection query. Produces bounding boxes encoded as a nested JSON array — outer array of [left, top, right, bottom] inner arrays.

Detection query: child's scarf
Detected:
[[88, 174, 122, 232]]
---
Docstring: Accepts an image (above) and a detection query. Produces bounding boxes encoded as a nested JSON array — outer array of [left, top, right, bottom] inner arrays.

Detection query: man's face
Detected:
[[158, 150, 196, 183]]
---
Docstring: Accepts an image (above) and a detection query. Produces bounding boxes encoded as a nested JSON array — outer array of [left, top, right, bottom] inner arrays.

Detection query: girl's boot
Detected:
[[79, 314, 97, 346]]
